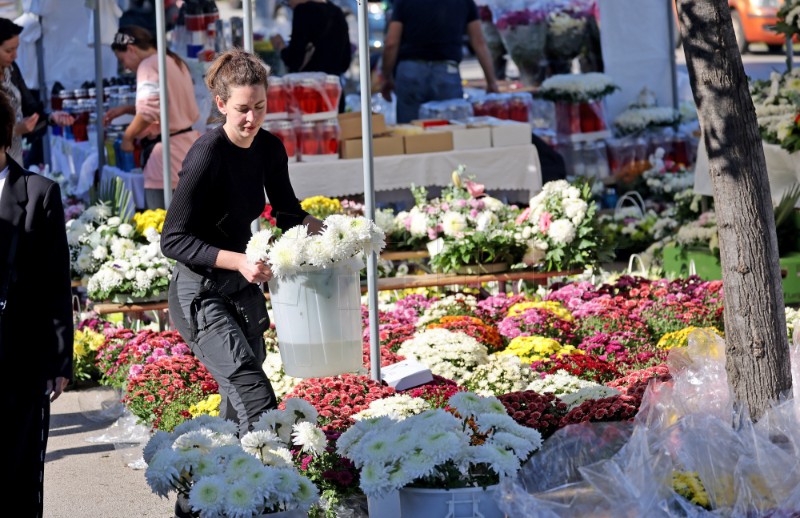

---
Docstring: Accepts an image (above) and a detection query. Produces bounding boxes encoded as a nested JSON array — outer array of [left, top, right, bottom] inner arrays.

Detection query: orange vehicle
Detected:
[[729, 0, 787, 53]]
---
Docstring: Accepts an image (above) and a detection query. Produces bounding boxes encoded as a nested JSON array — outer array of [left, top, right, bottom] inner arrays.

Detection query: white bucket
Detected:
[[398, 485, 504, 518], [267, 258, 363, 378]]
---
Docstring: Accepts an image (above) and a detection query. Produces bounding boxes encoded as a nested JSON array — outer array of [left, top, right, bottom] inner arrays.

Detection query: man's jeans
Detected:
[[395, 59, 464, 123]]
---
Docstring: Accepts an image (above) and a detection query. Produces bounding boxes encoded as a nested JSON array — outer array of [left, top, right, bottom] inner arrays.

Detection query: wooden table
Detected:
[[92, 300, 170, 330], [380, 250, 429, 261], [374, 269, 578, 292]]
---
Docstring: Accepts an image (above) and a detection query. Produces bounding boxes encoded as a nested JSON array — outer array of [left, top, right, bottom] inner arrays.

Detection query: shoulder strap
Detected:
[[0, 226, 19, 314]]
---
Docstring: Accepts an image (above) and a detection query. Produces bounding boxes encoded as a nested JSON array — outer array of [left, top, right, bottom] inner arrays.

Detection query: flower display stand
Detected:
[[454, 262, 509, 275], [398, 485, 505, 518], [662, 246, 800, 304], [268, 258, 363, 378], [109, 291, 168, 304]]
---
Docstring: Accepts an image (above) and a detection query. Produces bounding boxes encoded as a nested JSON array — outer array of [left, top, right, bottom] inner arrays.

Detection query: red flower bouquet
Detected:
[[607, 364, 672, 398], [400, 375, 465, 409], [426, 315, 505, 353], [531, 352, 622, 384], [498, 390, 567, 440], [282, 374, 396, 432], [122, 354, 218, 432], [558, 393, 643, 429], [103, 330, 190, 390], [94, 327, 137, 385]]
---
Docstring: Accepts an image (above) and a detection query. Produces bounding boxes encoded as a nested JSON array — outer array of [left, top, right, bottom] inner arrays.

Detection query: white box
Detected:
[[429, 126, 492, 150], [490, 121, 532, 147], [380, 359, 433, 391]]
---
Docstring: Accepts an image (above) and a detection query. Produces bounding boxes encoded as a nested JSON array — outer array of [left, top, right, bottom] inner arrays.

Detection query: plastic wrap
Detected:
[[491, 0, 549, 86]]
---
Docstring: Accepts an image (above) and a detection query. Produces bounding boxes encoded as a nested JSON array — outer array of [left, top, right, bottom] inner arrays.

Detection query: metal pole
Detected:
[[155, 0, 172, 208], [787, 35, 794, 73], [35, 14, 50, 169], [667, 0, 679, 110], [93, 1, 105, 172], [243, 0, 254, 52], [357, 0, 380, 382]]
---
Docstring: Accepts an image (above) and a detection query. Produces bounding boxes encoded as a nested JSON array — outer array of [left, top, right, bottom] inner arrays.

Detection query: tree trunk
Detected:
[[675, 0, 791, 420]]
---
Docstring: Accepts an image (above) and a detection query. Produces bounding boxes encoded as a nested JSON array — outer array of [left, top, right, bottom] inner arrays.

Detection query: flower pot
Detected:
[[398, 485, 504, 518], [453, 262, 509, 275], [108, 291, 168, 304], [267, 258, 363, 378]]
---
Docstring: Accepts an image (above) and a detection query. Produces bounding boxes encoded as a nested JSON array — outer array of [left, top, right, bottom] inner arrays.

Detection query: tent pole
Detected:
[[243, 0, 254, 52], [93, 0, 105, 174], [155, 0, 172, 208], [667, 0, 679, 110], [357, 0, 380, 382], [36, 14, 50, 170]]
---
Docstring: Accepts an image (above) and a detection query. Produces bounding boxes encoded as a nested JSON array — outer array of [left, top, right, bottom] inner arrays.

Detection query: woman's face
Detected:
[[218, 84, 267, 146], [0, 35, 19, 69], [113, 46, 140, 73]]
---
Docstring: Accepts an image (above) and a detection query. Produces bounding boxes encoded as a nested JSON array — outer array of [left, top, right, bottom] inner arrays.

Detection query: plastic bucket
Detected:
[[267, 259, 363, 378], [398, 485, 504, 518]]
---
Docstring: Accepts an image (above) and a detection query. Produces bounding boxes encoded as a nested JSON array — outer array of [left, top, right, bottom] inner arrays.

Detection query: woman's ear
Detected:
[[215, 95, 226, 115]]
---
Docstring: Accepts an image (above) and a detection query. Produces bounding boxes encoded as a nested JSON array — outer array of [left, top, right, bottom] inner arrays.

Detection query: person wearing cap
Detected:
[[0, 18, 74, 166], [105, 25, 200, 209]]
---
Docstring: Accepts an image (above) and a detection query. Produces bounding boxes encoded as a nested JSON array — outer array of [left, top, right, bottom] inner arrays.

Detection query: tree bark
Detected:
[[675, 0, 791, 420]]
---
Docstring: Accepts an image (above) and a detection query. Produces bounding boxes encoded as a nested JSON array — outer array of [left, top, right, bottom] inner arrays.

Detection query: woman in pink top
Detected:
[[105, 25, 200, 209]]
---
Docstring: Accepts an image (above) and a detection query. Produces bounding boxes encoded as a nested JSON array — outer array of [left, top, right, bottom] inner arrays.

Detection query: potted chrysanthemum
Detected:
[[246, 214, 385, 379], [335, 391, 542, 518]]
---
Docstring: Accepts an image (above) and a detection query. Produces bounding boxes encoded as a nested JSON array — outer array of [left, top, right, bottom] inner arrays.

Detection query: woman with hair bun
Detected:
[[161, 48, 323, 438]]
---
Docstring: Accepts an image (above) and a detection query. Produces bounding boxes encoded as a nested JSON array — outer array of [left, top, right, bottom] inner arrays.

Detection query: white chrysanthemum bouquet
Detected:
[[246, 214, 386, 279], [336, 391, 542, 497], [143, 408, 321, 516]]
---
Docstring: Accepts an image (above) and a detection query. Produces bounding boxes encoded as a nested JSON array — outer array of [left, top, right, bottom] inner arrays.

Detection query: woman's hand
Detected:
[[238, 256, 274, 284], [103, 105, 131, 127], [49, 111, 75, 126], [120, 135, 135, 152], [15, 113, 39, 135]]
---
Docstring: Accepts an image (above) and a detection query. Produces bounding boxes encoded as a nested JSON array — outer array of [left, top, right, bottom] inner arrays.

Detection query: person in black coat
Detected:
[[0, 88, 73, 517]]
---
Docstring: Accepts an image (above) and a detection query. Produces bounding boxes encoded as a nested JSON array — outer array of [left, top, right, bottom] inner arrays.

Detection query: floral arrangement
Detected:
[[281, 374, 396, 432], [499, 335, 580, 363], [65, 203, 120, 279], [188, 394, 221, 418], [143, 414, 319, 516], [606, 364, 672, 397], [351, 394, 431, 420], [641, 148, 695, 197], [576, 330, 663, 370], [491, 0, 551, 85], [558, 393, 642, 427], [515, 179, 606, 271], [301, 195, 343, 220], [415, 293, 478, 327], [531, 351, 622, 383], [537, 73, 619, 103], [657, 326, 724, 350], [429, 226, 527, 273], [247, 214, 385, 278], [558, 385, 621, 410], [612, 106, 681, 135], [369, 320, 416, 353], [399, 375, 465, 409], [497, 390, 567, 440], [86, 227, 173, 302], [94, 327, 136, 384], [750, 69, 800, 154], [776, 0, 800, 38], [396, 328, 490, 385], [99, 329, 190, 390], [336, 391, 543, 495], [132, 208, 166, 235], [426, 315, 505, 353], [463, 354, 538, 396], [525, 369, 600, 397], [545, 0, 596, 62], [361, 338, 405, 369], [72, 328, 106, 382], [498, 305, 577, 345], [474, 293, 529, 324], [123, 354, 219, 432]]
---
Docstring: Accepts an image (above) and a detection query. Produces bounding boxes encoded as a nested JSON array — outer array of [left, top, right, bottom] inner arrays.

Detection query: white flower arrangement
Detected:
[[352, 394, 432, 420], [246, 214, 385, 279], [336, 391, 542, 497], [463, 354, 539, 397], [642, 148, 696, 196], [558, 385, 621, 410], [66, 202, 122, 279], [415, 293, 479, 328], [86, 229, 174, 301], [143, 414, 320, 516], [538, 73, 619, 103], [613, 106, 681, 136], [525, 369, 600, 396], [750, 69, 800, 153], [396, 328, 489, 385]]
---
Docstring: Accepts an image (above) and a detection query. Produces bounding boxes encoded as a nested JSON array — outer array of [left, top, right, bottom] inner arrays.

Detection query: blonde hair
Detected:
[[205, 48, 269, 103]]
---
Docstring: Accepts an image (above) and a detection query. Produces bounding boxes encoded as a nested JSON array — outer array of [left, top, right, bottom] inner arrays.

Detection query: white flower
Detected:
[[475, 211, 498, 231], [408, 210, 429, 237], [441, 211, 468, 237], [245, 229, 275, 264], [548, 219, 576, 244], [291, 421, 327, 455]]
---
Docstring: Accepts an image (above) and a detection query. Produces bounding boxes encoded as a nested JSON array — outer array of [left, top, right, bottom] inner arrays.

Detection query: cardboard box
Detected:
[[404, 130, 454, 154], [381, 359, 433, 391], [340, 135, 404, 159], [491, 121, 533, 147], [337, 112, 388, 140], [429, 125, 492, 150]]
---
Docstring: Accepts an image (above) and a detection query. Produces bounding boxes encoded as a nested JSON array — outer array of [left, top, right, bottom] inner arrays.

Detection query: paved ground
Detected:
[[43, 385, 171, 517]]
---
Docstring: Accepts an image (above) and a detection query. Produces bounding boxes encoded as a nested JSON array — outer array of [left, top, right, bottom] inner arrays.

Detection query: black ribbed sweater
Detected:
[[161, 125, 309, 269]]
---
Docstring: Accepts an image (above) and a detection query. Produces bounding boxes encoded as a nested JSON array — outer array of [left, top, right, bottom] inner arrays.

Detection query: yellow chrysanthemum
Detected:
[[657, 326, 724, 350], [507, 300, 574, 322], [300, 195, 342, 219], [133, 209, 167, 235], [189, 394, 221, 418], [497, 335, 581, 363], [672, 471, 711, 509], [73, 328, 106, 359]]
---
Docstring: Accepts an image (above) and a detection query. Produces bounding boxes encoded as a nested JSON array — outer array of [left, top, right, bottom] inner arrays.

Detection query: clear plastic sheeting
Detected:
[[500, 328, 800, 516], [84, 403, 152, 470], [75, 385, 125, 423]]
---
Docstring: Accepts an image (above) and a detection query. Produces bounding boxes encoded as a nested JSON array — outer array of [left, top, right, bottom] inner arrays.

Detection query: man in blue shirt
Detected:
[[380, 0, 499, 123]]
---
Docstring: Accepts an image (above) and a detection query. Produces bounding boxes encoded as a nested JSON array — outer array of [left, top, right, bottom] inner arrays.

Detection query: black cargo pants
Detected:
[[168, 262, 276, 437]]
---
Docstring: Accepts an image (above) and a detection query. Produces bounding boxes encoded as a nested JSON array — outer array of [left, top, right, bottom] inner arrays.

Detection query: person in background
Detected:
[[105, 25, 200, 210], [0, 18, 73, 166], [380, 0, 499, 123], [0, 89, 73, 518], [269, 0, 352, 112], [161, 49, 323, 439]]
